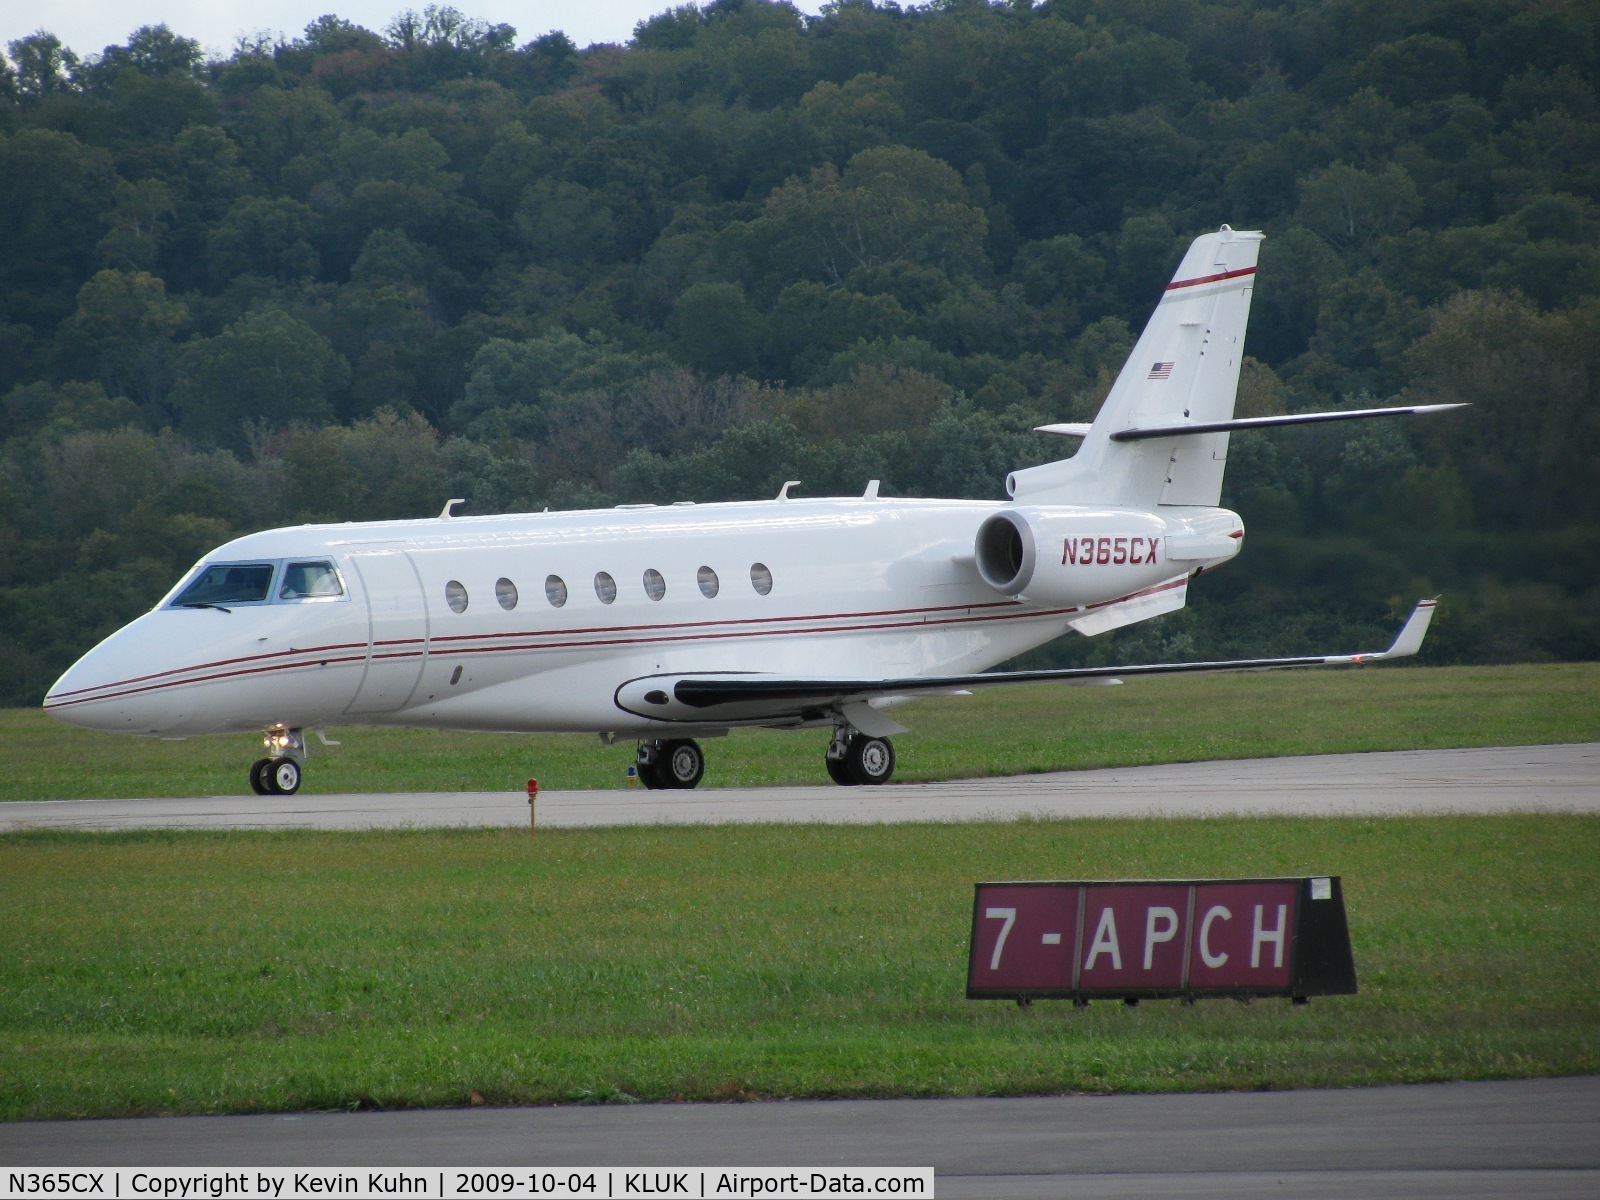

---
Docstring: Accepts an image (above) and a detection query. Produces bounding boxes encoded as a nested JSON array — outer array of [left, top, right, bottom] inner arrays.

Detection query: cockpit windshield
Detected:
[[173, 563, 275, 607], [279, 561, 344, 600]]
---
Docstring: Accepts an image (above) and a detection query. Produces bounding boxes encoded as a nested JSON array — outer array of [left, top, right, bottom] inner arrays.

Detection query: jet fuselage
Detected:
[[44, 496, 1233, 739]]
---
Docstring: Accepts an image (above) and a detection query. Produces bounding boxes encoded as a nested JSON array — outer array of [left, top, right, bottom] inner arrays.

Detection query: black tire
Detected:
[[825, 752, 856, 786], [249, 758, 274, 795], [658, 739, 705, 789], [636, 757, 664, 789], [845, 735, 895, 785], [265, 758, 302, 795]]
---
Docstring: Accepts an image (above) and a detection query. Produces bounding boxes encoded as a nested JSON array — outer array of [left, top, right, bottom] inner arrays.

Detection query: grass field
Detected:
[[2, 814, 1597, 1120], [8, 662, 1599, 800]]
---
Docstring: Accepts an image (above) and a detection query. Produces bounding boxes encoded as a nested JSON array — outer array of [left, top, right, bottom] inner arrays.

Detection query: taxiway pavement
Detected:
[[2, 1077, 1597, 1198], [4, 742, 1596, 832]]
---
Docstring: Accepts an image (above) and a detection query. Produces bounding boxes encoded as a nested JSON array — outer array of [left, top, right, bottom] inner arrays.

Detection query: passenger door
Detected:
[[346, 551, 428, 714]]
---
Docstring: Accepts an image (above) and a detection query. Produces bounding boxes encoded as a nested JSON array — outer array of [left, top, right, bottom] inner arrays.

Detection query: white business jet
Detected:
[[45, 227, 1459, 795]]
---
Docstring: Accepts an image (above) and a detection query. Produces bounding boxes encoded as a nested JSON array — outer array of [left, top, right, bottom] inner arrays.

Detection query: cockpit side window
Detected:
[[279, 561, 345, 601], [173, 563, 276, 607]]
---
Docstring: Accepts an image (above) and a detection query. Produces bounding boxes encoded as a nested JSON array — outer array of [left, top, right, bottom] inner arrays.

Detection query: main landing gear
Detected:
[[250, 726, 305, 795], [636, 738, 706, 789], [825, 724, 896, 786], [636, 726, 896, 789]]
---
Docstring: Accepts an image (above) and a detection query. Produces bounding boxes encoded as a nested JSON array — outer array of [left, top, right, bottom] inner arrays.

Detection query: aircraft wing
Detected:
[[615, 599, 1438, 728]]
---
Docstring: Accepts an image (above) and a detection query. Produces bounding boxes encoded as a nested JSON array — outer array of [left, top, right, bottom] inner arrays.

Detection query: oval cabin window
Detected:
[[545, 575, 568, 608], [697, 566, 719, 598], [750, 563, 774, 595], [594, 571, 617, 604], [643, 568, 666, 601], [495, 578, 518, 610], [445, 580, 468, 613]]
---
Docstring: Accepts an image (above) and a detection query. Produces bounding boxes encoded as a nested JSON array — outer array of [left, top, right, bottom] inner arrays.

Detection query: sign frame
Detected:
[[965, 876, 1357, 1004]]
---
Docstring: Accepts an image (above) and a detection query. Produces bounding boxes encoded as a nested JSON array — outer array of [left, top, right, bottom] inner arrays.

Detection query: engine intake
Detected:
[[975, 511, 1034, 595]]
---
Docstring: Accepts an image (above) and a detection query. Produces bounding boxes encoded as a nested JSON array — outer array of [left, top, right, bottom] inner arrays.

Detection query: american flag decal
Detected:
[[1148, 362, 1175, 380]]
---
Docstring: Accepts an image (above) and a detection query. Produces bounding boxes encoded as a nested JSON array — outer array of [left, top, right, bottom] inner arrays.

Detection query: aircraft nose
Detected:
[[46, 644, 145, 733], [43, 612, 196, 735]]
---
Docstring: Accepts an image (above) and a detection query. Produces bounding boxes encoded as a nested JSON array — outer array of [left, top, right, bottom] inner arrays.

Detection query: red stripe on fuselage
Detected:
[[46, 578, 1192, 711], [45, 599, 1011, 705], [43, 607, 1057, 708], [44, 654, 373, 708], [44, 639, 371, 701]]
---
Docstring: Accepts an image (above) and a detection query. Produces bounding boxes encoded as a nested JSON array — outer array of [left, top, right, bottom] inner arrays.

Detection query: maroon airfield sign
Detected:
[[967, 877, 1357, 1004]]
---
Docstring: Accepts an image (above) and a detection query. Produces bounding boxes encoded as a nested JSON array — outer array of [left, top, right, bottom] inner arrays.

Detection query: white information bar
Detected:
[[0, 1170, 934, 1200]]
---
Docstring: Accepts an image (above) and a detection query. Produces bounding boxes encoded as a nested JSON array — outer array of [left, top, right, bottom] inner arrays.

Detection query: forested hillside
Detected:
[[2, 0, 1597, 706]]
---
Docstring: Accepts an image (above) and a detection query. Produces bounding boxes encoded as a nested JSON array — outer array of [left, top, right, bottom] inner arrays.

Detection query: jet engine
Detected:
[[974, 506, 1242, 606]]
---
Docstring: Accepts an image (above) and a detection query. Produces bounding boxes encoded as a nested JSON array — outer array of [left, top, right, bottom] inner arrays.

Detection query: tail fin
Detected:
[[1009, 225, 1263, 508]]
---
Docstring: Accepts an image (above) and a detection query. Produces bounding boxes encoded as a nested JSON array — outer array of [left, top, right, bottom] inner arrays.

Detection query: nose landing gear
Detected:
[[636, 738, 706, 789], [825, 724, 896, 786], [249, 726, 305, 795]]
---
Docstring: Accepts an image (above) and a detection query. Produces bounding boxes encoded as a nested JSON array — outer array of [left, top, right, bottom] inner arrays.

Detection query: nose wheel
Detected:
[[250, 727, 305, 795], [252, 757, 301, 795], [249, 758, 273, 794], [636, 738, 705, 789]]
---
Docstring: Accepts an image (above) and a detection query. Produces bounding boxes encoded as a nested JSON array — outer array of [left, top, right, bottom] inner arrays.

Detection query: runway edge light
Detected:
[[966, 876, 1357, 1006]]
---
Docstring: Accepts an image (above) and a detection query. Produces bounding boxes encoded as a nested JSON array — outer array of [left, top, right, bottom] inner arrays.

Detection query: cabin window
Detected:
[[279, 561, 344, 601], [545, 575, 568, 607], [643, 568, 666, 601], [594, 571, 617, 604], [750, 563, 774, 595], [445, 581, 468, 613], [173, 563, 275, 607], [697, 565, 719, 598], [495, 578, 519, 610]]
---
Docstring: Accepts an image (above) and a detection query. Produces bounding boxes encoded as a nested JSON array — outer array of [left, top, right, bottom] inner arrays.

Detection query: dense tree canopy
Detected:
[[2, 0, 1598, 704]]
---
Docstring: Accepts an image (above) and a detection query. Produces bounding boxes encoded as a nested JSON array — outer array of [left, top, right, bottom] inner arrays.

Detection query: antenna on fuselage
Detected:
[[776, 481, 802, 501], [439, 498, 465, 519]]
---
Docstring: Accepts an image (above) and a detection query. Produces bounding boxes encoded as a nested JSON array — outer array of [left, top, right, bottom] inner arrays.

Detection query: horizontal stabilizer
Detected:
[[1111, 403, 1467, 442], [1034, 423, 1093, 438], [614, 600, 1440, 725]]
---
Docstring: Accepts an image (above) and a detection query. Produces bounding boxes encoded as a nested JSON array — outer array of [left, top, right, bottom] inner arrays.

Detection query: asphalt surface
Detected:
[[4, 742, 1597, 831], [2, 1078, 1597, 1198]]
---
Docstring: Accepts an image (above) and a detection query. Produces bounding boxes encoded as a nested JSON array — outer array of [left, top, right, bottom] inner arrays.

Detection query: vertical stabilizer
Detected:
[[1009, 226, 1263, 507]]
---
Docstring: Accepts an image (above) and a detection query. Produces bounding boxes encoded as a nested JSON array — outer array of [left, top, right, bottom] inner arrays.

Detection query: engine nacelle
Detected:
[[974, 506, 1242, 606]]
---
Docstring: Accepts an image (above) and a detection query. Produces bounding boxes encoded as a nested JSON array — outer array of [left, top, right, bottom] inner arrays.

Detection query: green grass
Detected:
[[8, 662, 1600, 800], [1, 815, 1596, 1120]]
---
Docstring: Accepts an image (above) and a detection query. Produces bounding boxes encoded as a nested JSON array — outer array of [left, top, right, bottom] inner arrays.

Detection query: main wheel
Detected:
[[248, 758, 274, 795], [658, 739, 705, 789], [265, 757, 302, 795], [825, 752, 856, 786], [845, 735, 895, 785], [636, 742, 664, 789]]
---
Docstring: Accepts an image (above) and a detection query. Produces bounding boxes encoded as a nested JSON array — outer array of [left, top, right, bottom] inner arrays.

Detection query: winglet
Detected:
[[1374, 598, 1439, 660]]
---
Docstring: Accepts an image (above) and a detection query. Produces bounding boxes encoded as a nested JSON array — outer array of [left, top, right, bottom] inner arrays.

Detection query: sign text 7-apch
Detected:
[[966, 877, 1357, 1005]]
